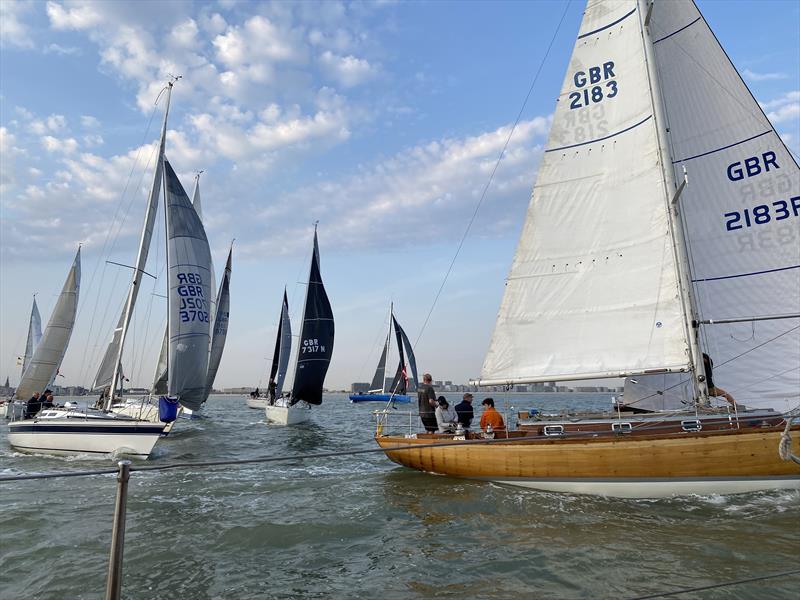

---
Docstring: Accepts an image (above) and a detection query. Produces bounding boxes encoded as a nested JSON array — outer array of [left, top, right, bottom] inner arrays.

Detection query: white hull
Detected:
[[110, 400, 176, 434], [487, 477, 800, 499], [265, 403, 310, 426], [8, 416, 164, 459], [246, 397, 268, 409]]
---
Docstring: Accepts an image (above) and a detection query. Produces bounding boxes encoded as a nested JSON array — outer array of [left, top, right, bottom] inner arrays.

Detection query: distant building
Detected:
[[0, 376, 13, 397]]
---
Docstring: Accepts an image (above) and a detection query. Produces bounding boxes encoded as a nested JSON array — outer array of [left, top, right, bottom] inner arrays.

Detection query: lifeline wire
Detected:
[[625, 568, 800, 600], [413, 0, 574, 348]]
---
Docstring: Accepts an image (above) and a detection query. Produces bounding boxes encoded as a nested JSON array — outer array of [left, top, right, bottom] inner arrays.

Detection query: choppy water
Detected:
[[1, 393, 798, 599]]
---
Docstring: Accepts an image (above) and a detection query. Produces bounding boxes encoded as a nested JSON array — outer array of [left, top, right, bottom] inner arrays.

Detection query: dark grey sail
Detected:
[[369, 336, 389, 392], [269, 290, 292, 397], [392, 315, 418, 392], [291, 228, 334, 405]]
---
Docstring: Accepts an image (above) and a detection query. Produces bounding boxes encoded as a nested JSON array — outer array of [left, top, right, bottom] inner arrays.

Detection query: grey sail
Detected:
[[92, 84, 171, 394], [22, 297, 43, 375], [275, 290, 292, 396], [164, 159, 213, 411], [16, 249, 81, 399], [203, 246, 232, 401], [152, 329, 168, 395], [393, 315, 418, 392], [369, 336, 389, 393]]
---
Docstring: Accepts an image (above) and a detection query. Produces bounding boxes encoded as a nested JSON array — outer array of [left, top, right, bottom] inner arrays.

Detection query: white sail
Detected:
[[22, 297, 42, 375], [164, 159, 213, 410], [649, 1, 800, 410], [275, 294, 292, 396], [151, 328, 168, 394], [16, 249, 81, 399], [93, 85, 171, 393], [204, 246, 232, 401], [480, 0, 689, 385]]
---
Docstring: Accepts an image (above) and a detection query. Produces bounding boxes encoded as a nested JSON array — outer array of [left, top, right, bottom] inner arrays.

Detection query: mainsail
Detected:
[[481, 0, 692, 386], [290, 228, 334, 405], [269, 290, 292, 397], [164, 160, 213, 411], [648, 0, 800, 410], [204, 246, 232, 401], [392, 315, 418, 392], [93, 82, 171, 394], [15, 249, 81, 399], [22, 296, 42, 375], [368, 337, 389, 393]]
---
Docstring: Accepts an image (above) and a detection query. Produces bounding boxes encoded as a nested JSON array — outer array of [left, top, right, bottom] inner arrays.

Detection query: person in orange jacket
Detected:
[[479, 397, 505, 431]]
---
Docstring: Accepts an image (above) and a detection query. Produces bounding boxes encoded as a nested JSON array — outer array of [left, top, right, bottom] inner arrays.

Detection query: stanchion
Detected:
[[105, 460, 131, 600]]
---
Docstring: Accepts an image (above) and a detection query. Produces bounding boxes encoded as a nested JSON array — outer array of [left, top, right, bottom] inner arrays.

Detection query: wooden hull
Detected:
[[376, 426, 800, 498]]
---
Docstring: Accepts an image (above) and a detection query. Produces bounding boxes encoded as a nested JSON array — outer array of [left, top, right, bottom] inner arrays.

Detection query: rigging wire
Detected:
[[413, 0, 574, 348]]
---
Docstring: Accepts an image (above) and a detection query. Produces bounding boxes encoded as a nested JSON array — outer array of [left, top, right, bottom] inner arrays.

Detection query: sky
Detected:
[[1, 0, 798, 392]]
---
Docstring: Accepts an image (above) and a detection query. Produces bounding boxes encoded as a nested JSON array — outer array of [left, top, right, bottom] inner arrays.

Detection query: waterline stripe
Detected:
[[578, 7, 636, 39], [672, 130, 771, 164], [546, 115, 652, 152], [692, 264, 800, 283], [653, 17, 701, 44]]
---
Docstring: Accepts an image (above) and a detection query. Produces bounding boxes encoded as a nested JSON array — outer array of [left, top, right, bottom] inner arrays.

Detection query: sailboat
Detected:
[[265, 226, 334, 425], [376, 0, 799, 497], [0, 296, 42, 418], [350, 304, 418, 403], [247, 290, 291, 410]]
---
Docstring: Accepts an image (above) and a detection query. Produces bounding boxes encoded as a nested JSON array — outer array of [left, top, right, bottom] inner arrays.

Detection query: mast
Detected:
[[638, 0, 707, 402], [105, 80, 174, 410], [383, 302, 394, 394]]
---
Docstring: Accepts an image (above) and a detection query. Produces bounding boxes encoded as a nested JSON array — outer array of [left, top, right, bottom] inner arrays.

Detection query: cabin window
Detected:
[[681, 420, 702, 432], [544, 425, 565, 436], [612, 422, 632, 433]]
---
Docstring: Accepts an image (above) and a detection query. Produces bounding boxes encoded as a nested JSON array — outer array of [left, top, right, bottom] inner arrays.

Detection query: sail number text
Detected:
[[176, 272, 209, 322], [725, 196, 800, 231], [301, 338, 326, 354], [569, 61, 618, 110]]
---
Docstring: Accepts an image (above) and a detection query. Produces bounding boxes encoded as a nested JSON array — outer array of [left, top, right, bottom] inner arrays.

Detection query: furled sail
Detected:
[[152, 328, 168, 395], [22, 297, 42, 375], [388, 320, 407, 396], [369, 336, 389, 393], [164, 160, 213, 410], [269, 290, 292, 397], [649, 0, 800, 410], [16, 249, 81, 399], [204, 246, 232, 401], [480, 0, 689, 386], [291, 228, 334, 405], [392, 315, 418, 392], [93, 85, 171, 393]]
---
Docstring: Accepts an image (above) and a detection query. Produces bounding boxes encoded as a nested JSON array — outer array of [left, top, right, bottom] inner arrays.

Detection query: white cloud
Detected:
[[46, 1, 103, 30], [0, 1, 35, 49], [42, 135, 79, 154], [43, 42, 81, 55], [761, 91, 800, 125], [83, 134, 104, 147], [80, 115, 101, 128], [743, 68, 788, 82], [318, 51, 377, 88]]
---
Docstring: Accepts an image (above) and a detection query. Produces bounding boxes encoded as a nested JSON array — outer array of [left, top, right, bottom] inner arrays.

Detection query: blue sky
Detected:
[[1, 0, 798, 391]]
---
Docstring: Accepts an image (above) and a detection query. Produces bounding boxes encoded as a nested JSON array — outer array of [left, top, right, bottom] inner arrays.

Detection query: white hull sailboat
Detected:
[[264, 228, 334, 426], [376, 0, 800, 497], [246, 397, 269, 410]]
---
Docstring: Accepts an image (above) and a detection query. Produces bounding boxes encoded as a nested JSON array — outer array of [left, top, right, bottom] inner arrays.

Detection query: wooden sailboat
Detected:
[[376, 0, 800, 497], [350, 304, 418, 404], [265, 226, 334, 425]]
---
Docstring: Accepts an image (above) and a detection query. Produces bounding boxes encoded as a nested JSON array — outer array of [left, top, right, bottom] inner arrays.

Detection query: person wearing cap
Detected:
[[434, 396, 457, 434], [454, 393, 475, 430], [480, 397, 505, 432], [417, 373, 438, 433]]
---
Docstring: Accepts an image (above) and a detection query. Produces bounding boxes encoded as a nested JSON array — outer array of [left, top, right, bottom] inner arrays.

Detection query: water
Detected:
[[1, 393, 798, 599]]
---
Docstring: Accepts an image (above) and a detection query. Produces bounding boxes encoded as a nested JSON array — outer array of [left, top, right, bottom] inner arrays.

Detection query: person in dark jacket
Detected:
[[454, 393, 475, 430], [417, 373, 437, 432], [702, 353, 736, 406], [41, 390, 55, 409], [25, 392, 42, 418]]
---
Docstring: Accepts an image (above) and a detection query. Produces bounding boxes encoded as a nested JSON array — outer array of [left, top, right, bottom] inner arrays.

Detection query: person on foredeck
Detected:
[[417, 373, 438, 433], [702, 353, 736, 407], [454, 393, 475, 430], [268, 380, 277, 404], [480, 397, 505, 432], [435, 397, 456, 433], [25, 392, 42, 419]]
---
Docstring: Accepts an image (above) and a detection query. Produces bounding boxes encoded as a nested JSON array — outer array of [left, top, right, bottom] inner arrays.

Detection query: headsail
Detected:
[[392, 315, 418, 392], [480, 0, 689, 386], [93, 82, 172, 395], [22, 296, 43, 375], [152, 328, 168, 395], [204, 245, 232, 401], [649, 0, 800, 410], [388, 321, 407, 396], [16, 249, 81, 399], [269, 290, 293, 397], [368, 336, 389, 393], [290, 227, 334, 405], [164, 160, 213, 410]]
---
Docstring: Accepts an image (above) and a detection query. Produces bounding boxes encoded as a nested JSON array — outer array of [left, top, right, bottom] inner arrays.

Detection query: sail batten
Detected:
[[481, 0, 689, 384]]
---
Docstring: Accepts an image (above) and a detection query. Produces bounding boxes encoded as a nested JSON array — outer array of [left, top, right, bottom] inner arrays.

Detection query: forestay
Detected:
[[204, 246, 232, 401], [291, 229, 334, 405], [16, 249, 81, 400], [23, 297, 42, 375], [481, 0, 688, 385], [164, 160, 213, 410], [649, 0, 800, 411]]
